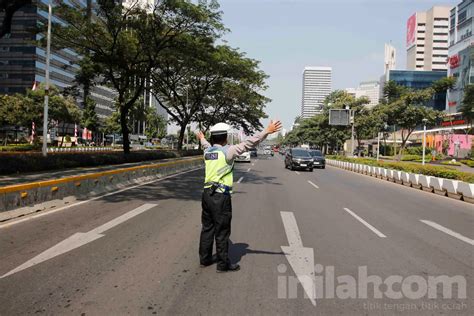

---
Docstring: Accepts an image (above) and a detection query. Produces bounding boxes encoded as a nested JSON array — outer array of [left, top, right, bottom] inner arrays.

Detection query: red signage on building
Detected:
[[406, 14, 416, 48], [441, 119, 466, 127], [448, 54, 460, 69]]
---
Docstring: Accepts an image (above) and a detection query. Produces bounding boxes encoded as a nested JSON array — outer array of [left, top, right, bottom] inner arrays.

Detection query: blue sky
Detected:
[[218, 0, 459, 130]]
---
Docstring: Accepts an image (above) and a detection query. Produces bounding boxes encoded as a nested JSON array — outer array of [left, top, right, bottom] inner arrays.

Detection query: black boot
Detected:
[[216, 263, 240, 273]]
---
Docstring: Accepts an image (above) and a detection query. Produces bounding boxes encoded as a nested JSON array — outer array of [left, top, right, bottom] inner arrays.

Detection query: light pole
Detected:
[[377, 131, 380, 161], [42, 1, 52, 157], [345, 105, 355, 156], [422, 118, 428, 165]]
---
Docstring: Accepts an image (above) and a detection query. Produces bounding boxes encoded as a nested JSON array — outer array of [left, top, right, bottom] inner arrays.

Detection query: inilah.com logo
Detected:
[[277, 264, 467, 301]]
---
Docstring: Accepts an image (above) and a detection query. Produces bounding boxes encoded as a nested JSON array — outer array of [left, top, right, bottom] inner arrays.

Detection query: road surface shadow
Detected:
[[98, 168, 205, 203], [229, 241, 283, 264]]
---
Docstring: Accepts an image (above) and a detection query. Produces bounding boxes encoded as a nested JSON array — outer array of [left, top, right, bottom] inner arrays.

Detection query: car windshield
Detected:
[[291, 149, 310, 157], [310, 150, 323, 157]]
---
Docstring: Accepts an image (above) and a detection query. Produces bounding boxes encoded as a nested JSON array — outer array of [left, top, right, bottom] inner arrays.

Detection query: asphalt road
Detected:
[[0, 155, 472, 315]]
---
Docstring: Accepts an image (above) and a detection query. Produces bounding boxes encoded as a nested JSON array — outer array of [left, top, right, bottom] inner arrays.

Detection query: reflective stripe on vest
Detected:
[[203, 146, 233, 193]]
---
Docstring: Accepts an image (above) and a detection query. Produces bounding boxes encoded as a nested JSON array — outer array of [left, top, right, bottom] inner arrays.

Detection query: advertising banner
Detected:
[[406, 13, 417, 48]]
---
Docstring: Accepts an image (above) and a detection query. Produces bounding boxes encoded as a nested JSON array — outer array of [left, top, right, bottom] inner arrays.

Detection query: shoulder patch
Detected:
[[205, 152, 219, 160]]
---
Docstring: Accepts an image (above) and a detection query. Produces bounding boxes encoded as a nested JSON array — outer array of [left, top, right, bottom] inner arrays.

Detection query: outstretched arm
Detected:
[[196, 131, 211, 150], [225, 120, 282, 162]]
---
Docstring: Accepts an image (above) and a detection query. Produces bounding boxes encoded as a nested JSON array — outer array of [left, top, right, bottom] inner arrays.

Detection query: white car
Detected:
[[235, 151, 251, 163]]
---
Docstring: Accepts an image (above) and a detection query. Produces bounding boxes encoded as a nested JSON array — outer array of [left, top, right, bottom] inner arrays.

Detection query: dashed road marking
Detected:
[[343, 208, 387, 238], [420, 220, 474, 246], [237, 177, 244, 184], [307, 180, 319, 189]]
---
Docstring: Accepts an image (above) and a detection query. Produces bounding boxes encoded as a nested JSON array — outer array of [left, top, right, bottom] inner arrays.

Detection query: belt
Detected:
[[204, 182, 232, 195]]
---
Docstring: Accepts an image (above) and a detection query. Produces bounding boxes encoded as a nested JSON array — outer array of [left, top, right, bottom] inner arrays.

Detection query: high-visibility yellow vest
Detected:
[[203, 146, 233, 193]]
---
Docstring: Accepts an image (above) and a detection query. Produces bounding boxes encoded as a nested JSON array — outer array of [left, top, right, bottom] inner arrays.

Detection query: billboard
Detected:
[[406, 13, 417, 48], [329, 109, 350, 126]]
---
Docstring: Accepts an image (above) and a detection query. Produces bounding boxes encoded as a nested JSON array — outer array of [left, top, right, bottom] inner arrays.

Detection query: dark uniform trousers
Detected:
[[199, 188, 232, 270]]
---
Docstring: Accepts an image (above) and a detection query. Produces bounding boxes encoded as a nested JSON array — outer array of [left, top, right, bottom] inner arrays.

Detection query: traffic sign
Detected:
[[329, 109, 350, 126]]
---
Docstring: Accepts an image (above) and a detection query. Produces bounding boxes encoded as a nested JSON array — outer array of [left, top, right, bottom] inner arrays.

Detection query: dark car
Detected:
[[250, 148, 257, 157], [285, 148, 314, 172], [309, 149, 326, 169]]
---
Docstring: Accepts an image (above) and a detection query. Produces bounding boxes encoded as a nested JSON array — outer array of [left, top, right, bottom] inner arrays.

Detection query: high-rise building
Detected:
[[355, 81, 380, 108], [384, 43, 397, 80], [344, 88, 357, 98], [447, 0, 474, 113], [388, 70, 447, 111], [301, 66, 332, 118], [406, 6, 451, 72], [0, 0, 116, 121]]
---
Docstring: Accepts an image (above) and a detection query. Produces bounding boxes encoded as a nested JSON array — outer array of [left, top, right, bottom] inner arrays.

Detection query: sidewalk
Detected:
[[0, 157, 198, 187]]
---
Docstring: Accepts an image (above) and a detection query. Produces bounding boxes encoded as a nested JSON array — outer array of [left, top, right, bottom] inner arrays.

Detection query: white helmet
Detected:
[[209, 122, 231, 135]]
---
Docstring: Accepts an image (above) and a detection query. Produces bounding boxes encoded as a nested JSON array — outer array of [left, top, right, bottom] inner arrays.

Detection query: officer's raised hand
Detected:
[[265, 120, 283, 134]]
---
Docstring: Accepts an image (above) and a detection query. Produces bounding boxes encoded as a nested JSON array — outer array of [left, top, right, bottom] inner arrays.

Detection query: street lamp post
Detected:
[[42, 1, 52, 157], [377, 132, 380, 161], [422, 118, 428, 165]]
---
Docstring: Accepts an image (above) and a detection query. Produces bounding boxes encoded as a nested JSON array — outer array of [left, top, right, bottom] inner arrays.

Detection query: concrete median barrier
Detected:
[[327, 159, 473, 205], [443, 180, 462, 200], [457, 182, 474, 203], [430, 177, 446, 196], [0, 157, 203, 221]]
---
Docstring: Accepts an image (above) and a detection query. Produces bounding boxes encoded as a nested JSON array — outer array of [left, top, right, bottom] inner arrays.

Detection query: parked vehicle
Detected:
[[309, 149, 326, 169], [285, 148, 313, 171]]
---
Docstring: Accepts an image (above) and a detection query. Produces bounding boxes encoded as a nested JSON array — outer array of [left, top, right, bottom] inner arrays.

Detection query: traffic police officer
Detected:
[[196, 120, 282, 272]]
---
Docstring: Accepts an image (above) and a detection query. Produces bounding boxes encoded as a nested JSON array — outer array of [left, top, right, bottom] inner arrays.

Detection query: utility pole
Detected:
[[351, 110, 355, 156], [422, 118, 428, 165], [42, 1, 52, 157], [377, 132, 380, 161]]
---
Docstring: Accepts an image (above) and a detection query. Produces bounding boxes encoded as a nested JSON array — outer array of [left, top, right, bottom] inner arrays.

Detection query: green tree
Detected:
[[461, 84, 474, 133], [144, 107, 167, 140], [53, 0, 222, 153]]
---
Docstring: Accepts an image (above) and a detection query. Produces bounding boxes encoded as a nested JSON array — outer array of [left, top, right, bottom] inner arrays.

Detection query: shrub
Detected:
[[460, 160, 474, 168], [0, 144, 40, 152], [0, 149, 202, 175], [400, 155, 421, 161], [440, 160, 461, 166]]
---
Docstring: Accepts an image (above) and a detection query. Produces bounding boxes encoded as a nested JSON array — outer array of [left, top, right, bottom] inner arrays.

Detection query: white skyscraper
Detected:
[[301, 67, 332, 118], [406, 6, 451, 71]]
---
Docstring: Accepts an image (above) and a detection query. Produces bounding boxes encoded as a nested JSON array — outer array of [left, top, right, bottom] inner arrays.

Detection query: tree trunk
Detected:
[[120, 106, 130, 154], [59, 122, 66, 147], [177, 123, 186, 151]]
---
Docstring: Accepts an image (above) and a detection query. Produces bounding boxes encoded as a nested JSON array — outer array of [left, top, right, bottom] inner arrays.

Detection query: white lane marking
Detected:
[[246, 168, 251, 172], [280, 211, 303, 247], [252, 163, 255, 166], [295, 171, 300, 175], [237, 177, 244, 184], [0, 167, 202, 229], [420, 220, 474, 246], [307, 180, 319, 189], [280, 211, 316, 306], [1, 204, 157, 279], [343, 208, 387, 238]]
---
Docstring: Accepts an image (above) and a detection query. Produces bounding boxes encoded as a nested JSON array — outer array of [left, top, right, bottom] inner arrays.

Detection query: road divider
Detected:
[[327, 159, 474, 204], [0, 157, 203, 221]]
